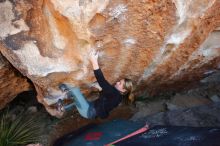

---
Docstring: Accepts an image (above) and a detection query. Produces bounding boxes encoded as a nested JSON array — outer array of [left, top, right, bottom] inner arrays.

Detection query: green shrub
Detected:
[[0, 111, 42, 146]]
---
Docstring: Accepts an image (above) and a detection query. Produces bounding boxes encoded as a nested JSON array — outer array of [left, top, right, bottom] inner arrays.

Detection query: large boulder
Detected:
[[0, 0, 220, 116]]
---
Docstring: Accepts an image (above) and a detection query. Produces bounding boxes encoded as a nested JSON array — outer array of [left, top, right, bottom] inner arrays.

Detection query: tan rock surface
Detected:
[[0, 0, 220, 116]]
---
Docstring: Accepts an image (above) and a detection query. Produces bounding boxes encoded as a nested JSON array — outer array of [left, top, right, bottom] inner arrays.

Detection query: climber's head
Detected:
[[115, 78, 133, 94]]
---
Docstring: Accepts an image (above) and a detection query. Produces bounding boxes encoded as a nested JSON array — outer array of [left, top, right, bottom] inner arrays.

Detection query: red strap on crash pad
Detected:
[[105, 124, 149, 146]]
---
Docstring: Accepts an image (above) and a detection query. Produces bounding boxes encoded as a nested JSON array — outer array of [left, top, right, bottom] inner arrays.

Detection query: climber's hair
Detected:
[[122, 78, 135, 104]]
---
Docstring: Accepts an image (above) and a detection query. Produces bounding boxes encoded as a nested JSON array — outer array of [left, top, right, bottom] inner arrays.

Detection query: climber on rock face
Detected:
[[58, 49, 134, 119]]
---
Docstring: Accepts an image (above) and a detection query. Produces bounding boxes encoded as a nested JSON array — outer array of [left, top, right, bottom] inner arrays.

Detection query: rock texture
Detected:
[[0, 0, 220, 116], [0, 53, 31, 109], [134, 102, 220, 127]]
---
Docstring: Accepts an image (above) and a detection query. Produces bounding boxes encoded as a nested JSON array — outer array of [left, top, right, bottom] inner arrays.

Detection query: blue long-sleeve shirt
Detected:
[[93, 69, 123, 119]]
